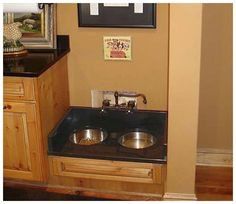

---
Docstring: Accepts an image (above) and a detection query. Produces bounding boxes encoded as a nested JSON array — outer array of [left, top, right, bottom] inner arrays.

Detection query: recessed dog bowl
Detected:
[[69, 128, 107, 145], [118, 131, 156, 149]]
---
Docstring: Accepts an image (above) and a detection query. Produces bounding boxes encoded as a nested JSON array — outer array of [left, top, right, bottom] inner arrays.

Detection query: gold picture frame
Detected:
[[3, 4, 56, 49]]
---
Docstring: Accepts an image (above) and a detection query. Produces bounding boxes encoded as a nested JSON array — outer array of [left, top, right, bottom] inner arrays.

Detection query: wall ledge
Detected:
[[197, 148, 232, 167], [163, 192, 197, 201]]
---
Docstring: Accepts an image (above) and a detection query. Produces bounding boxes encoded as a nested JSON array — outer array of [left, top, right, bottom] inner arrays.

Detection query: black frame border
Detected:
[[77, 3, 156, 29]]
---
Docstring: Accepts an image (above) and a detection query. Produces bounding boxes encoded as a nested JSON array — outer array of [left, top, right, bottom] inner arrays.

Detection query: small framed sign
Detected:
[[103, 36, 131, 61]]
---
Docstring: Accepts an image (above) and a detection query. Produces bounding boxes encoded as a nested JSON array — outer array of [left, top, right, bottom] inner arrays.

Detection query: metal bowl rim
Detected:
[[120, 128, 155, 134], [119, 131, 156, 139], [72, 126, 108, 133], [118, 131, 157, 148], [69, 127, 108, 145]]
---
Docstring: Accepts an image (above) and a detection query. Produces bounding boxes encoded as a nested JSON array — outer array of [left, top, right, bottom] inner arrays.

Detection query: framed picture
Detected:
[[103, 36, 132, 60], [3, 4, 56, 49], [78, 3, 156, 28]]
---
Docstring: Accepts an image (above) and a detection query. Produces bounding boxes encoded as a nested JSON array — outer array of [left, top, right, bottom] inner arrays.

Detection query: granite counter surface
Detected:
[[48, 107, 168, 164], [3, 35, 70, 77]]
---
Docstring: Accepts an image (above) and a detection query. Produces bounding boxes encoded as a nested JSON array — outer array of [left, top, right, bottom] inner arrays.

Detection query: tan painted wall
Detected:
[[164, 4, 202, 199], [56, 4, 169, 110], [197, 4, 233, 150], [56, 3, 232, 153]]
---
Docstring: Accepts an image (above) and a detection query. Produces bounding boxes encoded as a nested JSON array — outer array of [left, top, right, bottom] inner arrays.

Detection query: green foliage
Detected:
[[3, 38, 23, 48], [14, 13, 41, 22], [20, 23, 41, 33], [3, 41, 12, 48], [15, 40, 23, 47]]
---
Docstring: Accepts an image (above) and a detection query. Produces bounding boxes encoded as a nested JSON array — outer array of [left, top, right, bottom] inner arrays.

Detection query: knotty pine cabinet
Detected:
[[50, 156, 163, 184], [3, 56, 70, 182], [4, 102, 43, 181], [48, 156, 166, 199]]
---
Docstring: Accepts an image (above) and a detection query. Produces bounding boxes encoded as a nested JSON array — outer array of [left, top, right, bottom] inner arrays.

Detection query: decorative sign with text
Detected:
[[103, 36, 131, 60]]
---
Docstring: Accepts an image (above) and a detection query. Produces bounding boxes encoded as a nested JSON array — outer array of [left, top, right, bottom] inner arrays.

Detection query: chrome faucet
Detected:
[[100, 99, 110, 114], [100, 91, 147, 114], [114, 91, 147, 107]]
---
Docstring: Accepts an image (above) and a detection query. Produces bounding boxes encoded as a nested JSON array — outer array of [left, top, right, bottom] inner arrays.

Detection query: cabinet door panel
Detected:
[[3, 102, 43, 181], [4, 112, 31, 171]]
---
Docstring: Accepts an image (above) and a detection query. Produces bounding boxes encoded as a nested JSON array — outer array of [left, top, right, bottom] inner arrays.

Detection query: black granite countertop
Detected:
[[48, 107, 168, 164], [3, 35, 70, 77]]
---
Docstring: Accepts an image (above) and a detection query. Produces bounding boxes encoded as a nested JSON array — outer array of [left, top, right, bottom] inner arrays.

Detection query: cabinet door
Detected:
[[3, 101, 43, 181]]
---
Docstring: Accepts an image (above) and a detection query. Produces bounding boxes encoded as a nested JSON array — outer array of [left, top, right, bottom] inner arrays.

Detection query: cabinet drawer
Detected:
[[51, 156, 163, 184], [4, 77, 35, 101]]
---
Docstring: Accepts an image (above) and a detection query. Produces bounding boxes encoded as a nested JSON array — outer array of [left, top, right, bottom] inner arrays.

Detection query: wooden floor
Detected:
[[3, 165, 233, 201], [195, 166, 233, 201], [3, 185, 114, 201]]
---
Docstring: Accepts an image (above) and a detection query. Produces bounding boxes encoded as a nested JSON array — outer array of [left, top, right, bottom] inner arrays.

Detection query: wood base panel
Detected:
[[47, 176, 164, 199], [4, 179, 162, 201], [47, 185, 162, 200], [4, 165, 232, 201]]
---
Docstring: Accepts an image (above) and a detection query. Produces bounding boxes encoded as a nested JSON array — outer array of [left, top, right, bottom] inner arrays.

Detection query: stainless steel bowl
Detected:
[[69, 128, 107, 145], [118, 131, 157, 149]]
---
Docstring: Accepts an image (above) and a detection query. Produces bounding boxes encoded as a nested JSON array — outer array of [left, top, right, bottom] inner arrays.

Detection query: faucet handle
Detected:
[[114, 91, 119, 106], [127, 100, 136, 109], [102, 99, 110, 107]]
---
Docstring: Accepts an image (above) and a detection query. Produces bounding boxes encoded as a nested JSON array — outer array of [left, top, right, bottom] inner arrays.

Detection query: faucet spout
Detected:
[[136, 93, 147, 104], [116, 91, 147, 104]]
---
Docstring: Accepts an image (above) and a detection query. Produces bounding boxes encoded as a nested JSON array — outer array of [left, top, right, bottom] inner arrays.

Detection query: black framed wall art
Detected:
[[77, 3, 156, 28]]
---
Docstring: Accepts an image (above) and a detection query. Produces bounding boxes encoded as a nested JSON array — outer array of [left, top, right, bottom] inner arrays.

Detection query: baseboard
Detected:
[[163, 192, 197, 201], [197, 148, 232, 167]]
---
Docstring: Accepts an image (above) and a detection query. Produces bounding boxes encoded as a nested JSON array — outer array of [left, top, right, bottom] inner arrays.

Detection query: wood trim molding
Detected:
[[197, 148, 232, 167], [4, 179, 162, 200], [163, 192, 197, 201], [47, 184, 163, 200]]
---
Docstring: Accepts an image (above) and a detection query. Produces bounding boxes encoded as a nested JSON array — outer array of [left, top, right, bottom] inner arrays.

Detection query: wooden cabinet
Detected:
[[3, 56, 70, 182], [4, 102, 43, 181], [49, 156, 166, 199], [50, 156, 164, 184], [4, 77, 35, 101]]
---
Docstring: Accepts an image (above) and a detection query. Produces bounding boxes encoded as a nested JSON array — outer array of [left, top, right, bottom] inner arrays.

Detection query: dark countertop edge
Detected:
[[69, 105, 168, 114], [31, 48, 70, 77], [3, 48, 70, 78], [48, 151, 167, 164]]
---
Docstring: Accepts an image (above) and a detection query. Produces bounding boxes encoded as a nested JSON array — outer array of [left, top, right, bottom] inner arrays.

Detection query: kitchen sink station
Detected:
[[3, 3, 233, 202], [46, 88, 167, 198], [48, 102, 167, 198], [48, 94, 167, 163]]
